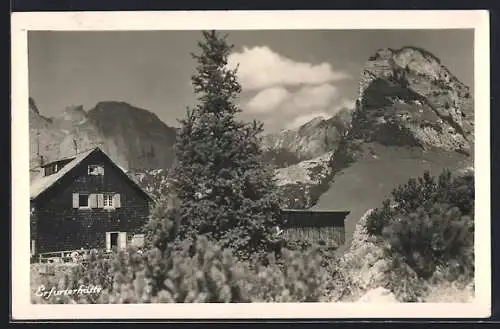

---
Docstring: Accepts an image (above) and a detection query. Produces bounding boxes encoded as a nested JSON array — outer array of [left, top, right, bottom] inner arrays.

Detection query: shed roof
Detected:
[[281, 209, 351, 215], [280, 209, 350, 228]]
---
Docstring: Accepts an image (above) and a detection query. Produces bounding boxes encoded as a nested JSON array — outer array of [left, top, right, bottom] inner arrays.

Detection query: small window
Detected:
[[103, 194, 114, 208], [44, 164, 57, 176], [79, 194, 89, 208], [88, 164, 104, 176]]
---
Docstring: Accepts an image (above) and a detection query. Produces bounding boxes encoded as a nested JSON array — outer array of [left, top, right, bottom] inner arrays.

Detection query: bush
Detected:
[[366, 169, 474, 282], [32, 236, 336, 304], [143, 195, 181, 253], [385, 254, 428, 302]]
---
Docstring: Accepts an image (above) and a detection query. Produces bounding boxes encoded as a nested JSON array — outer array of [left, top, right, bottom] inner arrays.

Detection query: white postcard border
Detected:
[[11, 10, 491, 320]]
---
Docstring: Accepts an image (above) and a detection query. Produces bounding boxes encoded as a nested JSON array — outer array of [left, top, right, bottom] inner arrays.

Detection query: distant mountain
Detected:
[[29, 99, 177, 171], [261, 107, 353, 167], [274, 47, 474, 252]]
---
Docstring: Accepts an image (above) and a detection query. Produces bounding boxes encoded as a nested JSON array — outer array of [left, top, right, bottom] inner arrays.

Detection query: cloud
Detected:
[[228, 46, 350, 90], [289, 84, 338, 110], [242, 82, 355, 131], [246, 87, 290, 113], [245, 83, 338, 114]]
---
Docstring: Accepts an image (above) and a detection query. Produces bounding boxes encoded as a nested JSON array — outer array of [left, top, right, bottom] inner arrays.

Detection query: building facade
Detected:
[[30, 147, 153, 256]]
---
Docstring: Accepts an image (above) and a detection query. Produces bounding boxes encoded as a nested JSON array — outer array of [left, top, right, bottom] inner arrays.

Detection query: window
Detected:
[[88, 164, 104, 176], [44, 164, 58, 176], [73, 193, 120, 209], [79, 194, 89, 208], [103, 194, 114, 208]]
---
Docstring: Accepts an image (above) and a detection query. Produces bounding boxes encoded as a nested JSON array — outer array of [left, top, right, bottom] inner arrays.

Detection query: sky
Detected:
[[28, 29, 474, 132]]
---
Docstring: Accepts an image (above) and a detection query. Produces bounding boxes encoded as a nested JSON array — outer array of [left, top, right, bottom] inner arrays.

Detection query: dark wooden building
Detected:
[[280, 209, 350, 248], [30, 147, 153, 256]]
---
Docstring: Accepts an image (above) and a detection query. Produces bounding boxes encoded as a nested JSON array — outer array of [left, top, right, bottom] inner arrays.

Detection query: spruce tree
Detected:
[[171, 30, 282, 260]]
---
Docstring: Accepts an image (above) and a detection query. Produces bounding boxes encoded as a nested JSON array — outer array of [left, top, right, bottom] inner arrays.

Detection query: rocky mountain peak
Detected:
[[360, 47, 472, 101], [57, 105, 88, 124], [353, 46, 474, 155], [261, 108, 353, 167], [298, 116, 327, 130]]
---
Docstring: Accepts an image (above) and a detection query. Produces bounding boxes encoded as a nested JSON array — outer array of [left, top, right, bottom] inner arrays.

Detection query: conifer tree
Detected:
[[171, 30, 282, 260]]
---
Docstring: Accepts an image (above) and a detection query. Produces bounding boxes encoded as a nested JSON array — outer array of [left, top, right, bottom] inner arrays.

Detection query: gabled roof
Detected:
[[30, 147, 153, 202], [30, 149, 95, 200]]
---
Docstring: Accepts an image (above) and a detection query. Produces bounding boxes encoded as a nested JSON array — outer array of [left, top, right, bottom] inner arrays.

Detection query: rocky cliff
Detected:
[[29, 99, 177, 171], [275, 151, 334, 209], [261, 108, 352, 167], [356, 46, 473, 154]]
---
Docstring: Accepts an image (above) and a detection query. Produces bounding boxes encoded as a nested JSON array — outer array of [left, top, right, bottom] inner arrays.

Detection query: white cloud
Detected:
[[242, 84, 357, 132], [232, 45, 354, 131], [245, 83, 338, 114], [289, 84, 338, 110], [246, 87, 290, 113], [228, 46, 350, 90]]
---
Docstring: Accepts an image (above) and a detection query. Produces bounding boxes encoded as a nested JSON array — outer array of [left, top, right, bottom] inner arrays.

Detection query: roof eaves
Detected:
[[30, 148, 96, 200]]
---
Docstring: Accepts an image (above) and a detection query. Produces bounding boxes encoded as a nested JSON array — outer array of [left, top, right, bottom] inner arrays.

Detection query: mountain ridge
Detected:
[[29, 99, 177, 171]]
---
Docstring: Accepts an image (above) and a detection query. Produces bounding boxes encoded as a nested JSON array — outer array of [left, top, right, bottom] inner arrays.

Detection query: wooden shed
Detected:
[[280, 209, 350, 248]]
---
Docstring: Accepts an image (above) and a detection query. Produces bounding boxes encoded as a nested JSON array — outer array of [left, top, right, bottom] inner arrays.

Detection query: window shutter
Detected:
[[119, 232, 127, 250], [97, 194, 104, 208], [72, 193, 79, 208], [113, 194, 121, 208], [89, 194, 97, 208], [105, 232, 111, 252]]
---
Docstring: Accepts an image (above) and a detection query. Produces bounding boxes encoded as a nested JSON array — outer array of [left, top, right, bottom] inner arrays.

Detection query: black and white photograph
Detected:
[[11, 10, 490, 319]]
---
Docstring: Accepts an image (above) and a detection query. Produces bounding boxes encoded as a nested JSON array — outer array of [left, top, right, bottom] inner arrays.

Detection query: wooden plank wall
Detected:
[[281, 210, 348, 247]]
